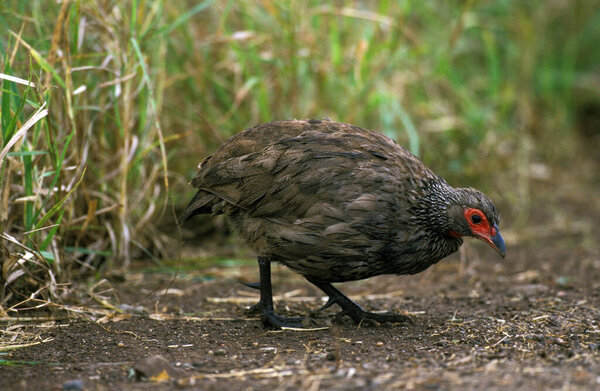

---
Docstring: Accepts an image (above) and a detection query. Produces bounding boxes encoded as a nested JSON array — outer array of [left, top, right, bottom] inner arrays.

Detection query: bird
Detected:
[[179, 119, 505, 328]]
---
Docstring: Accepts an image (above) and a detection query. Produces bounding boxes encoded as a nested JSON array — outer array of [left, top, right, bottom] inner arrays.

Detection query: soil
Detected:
[[2, 155, 600, 390], [2, 237, 599, 390]]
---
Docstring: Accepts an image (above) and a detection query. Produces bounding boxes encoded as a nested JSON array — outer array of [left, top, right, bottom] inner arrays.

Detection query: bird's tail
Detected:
[[178, 190, 214, 225]]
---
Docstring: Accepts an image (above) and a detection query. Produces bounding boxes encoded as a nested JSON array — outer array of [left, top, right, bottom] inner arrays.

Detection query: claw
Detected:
[[246, 302, 261, 313], [315, 297, 337, 312], [241, 281, 261, 290], [261, 312, 306, 329]]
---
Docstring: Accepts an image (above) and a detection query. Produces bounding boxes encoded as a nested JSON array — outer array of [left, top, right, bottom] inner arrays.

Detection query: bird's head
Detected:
[[446, 187, 506, 258]]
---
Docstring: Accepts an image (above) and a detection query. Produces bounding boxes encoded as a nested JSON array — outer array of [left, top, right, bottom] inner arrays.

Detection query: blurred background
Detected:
[[1, 0, 599, 310]]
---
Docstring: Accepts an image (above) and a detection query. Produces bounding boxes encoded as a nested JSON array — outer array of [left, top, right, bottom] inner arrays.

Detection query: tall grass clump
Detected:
[[1, 0, 599, 314], [0, 1, 204, 313]]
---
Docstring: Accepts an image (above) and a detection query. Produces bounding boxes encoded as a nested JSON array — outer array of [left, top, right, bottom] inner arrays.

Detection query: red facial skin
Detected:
[[464, 207, 492, 236], [464, 207, 500, 252], [449, 208, 502, 255]]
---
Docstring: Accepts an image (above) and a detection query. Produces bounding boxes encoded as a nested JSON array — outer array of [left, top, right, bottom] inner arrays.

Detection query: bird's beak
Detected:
[[477, 223, 506, 258]]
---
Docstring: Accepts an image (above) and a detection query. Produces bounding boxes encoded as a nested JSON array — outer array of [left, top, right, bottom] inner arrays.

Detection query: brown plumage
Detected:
[[180, 119, 505, 328]]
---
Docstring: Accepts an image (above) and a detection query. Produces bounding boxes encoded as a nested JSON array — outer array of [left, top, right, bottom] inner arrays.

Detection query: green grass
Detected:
[[1, 0, 599, 311]]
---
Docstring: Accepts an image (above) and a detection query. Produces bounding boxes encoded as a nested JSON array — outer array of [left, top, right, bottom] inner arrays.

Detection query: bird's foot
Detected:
[[336, 307, 413, 325], [261, 311, 307, 329], [306, 278, 412, 325], [247, 302, 307, 328], [315, 293, 412, 325]]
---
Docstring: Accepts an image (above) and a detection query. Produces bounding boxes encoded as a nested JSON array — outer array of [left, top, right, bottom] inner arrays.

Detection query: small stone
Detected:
[[118, 303, 148, 315], [550, 336, 568, 346], [62, 379, 84, 391], [132, 354, 184, 381], [214, 348, 227, 356], [325, 351, 339, 361], [376, 342, 384, 347]]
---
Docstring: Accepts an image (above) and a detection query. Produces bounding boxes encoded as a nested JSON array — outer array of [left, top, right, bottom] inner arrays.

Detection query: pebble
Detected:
[[62, 379, 84, 391], [132, 354, 185, 380], [118, 303, 148, 315], [325, 351, 339, 361]]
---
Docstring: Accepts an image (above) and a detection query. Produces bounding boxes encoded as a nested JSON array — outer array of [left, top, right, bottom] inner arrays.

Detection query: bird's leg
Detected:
[[306, 277, 412, 325], [255, 256, 305, 328]]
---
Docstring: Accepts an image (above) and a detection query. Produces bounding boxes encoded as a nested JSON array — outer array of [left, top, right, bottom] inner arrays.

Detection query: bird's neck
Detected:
[[411, 179, 461, 236]]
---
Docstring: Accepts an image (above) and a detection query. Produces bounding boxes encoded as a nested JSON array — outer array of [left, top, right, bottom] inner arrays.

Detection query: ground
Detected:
[[1, 236, 599, 390], [2, 152, 600, 390]]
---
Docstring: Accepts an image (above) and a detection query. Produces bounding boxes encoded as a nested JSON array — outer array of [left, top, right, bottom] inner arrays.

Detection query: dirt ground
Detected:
[[2, 235, 599, 390], [2, 154, 600, 390]]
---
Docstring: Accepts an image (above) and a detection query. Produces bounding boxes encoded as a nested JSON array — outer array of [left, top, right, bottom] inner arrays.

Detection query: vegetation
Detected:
[[1, 0, 599, 313]]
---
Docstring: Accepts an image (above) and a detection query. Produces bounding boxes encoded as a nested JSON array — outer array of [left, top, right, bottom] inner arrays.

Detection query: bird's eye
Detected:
[[471, 214, 482, 224]]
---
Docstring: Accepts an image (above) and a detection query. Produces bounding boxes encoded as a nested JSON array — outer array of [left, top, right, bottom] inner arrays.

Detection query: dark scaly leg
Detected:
[[306, 277, 412, 325], [255, 256, 305, 328]]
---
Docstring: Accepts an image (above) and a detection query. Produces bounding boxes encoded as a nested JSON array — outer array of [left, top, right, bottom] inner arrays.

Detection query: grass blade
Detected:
[[0, 102, 48, 168]]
